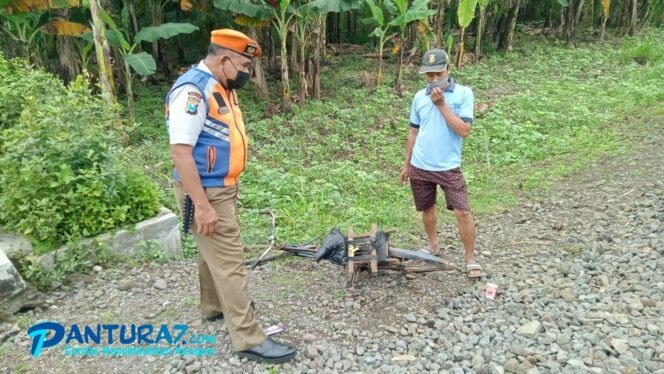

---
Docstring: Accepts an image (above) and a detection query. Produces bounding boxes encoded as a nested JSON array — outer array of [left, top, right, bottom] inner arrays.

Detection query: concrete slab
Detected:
[[0, 229, 33, 257], [0, 250, 26, 303], [39, 207, 182, 269]]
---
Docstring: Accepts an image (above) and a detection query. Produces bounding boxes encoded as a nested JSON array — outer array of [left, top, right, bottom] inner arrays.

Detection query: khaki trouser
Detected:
[[174, 182, 266, 351]]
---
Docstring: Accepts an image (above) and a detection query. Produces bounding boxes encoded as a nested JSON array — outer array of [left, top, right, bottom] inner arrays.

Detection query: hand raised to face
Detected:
[[430, 86, 445, 107]]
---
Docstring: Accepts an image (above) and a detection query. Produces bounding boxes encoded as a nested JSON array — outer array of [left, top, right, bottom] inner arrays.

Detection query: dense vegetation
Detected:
[[0, 54, 160, 253]]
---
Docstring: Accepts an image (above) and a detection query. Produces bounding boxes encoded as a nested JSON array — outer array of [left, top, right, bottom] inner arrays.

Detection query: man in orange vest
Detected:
[[167, 29, 296, 364]]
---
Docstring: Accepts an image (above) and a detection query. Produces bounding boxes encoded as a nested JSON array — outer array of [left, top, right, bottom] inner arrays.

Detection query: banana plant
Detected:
[[73, 37, 95, 73], [214, 0, 295, 109], [293, 6, 313, 106], [216, 0, 358, 109], [219, 0, 298, 108], [0, 0, 85, 64], [474, 0, 490, 62], [600, 0, 610, 41], [93, 7, 198, 124], [362, 0, 397, 87], [271, 0, 298, 109], [0, 11, 46, 62], [292, 0, 360, 105], [385, 0, 436, 89], [455, 0, 477, 69]]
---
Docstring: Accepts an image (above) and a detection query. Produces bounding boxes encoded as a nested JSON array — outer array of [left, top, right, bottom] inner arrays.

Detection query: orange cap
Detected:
[[210, 29, 262, 59]]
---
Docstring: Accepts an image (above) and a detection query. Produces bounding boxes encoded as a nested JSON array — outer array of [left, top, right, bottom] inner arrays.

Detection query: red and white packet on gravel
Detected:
[[485, 283, 498, 300], [263, 325, 285, 336]]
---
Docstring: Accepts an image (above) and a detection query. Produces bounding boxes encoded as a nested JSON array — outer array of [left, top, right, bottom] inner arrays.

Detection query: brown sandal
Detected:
[[465, 262, 485, 278]]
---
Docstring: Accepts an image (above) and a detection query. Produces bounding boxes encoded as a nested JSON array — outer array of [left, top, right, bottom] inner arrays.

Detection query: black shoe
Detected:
[[202, 300, 256, 323], [237, 337, 296, 364], [202, 313, 224, 323]]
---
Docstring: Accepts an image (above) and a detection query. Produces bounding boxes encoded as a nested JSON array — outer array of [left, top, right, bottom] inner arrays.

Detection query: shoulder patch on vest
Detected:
[[188, 91, 203, 100], [185, 94, 201, 115]]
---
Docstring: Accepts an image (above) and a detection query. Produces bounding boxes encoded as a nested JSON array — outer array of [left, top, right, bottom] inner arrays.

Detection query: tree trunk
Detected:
[[298, 37, 306, 107], [289, 31, 299, 75], [175, 5, 184, 62], [336, 12, 342, 48], [252, 56, 270, 100], [559, 6, 565, 38], [495, 10, 508, 44], [600, 4, 608, 41], [321, 15, 327, 58], [246, 28, 269, 100], [150, 0, 173, 78], [348, 11, 355, 41], [327, 12, 337, 45], [306, 59, 314, 97], [618, 0, 630, 31], [395, 37, 404, 90], [563, 0, 577, 47], [151, 2, 161, 63], [375, 34, 385, 87], [267, 25, 278, 74], [89, 0, 117, 105], [455, 28, 466, 69], [326, 13, 334, 45], [474, 5, 487, 62], [575, 0, 586, 28], [628, 0, 638, 34], [279, 28, 291, 112], [312, 15, 324, 99], [127, 0, 140, 37], [433, 0, 446, 48], [499, 0, 522, 52], [544, 9, 553, 29], [638, 0, 653, 29], [57, 35, 80, 84], [588, 0, 595, 32], [407, 22, 417, 48], [124, 63, 136, 125]]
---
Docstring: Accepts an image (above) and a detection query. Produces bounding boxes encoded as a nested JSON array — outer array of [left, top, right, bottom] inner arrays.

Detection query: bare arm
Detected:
[[437, 103, 471, 138], [170, 144, 218, 236], [430, 87, 472, 139], [404, 127, 418, 168], [400, 127, 419, 185]]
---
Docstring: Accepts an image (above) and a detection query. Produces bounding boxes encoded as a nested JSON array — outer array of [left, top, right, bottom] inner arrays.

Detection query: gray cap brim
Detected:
[[419, 63, 448, 74]]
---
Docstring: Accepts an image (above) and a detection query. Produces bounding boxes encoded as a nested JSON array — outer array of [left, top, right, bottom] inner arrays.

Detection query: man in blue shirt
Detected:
[[399, 49, 484, 278]]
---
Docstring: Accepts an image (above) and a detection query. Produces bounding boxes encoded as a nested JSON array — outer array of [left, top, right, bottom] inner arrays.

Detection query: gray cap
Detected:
[[419, 49, 449, 74]]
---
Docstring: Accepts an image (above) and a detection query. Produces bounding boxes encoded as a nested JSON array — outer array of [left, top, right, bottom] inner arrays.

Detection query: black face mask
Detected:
[[224, 59, 251, 89]]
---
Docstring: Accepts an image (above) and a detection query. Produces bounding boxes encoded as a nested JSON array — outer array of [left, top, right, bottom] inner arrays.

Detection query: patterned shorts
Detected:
[[409, 166, 470, 212]]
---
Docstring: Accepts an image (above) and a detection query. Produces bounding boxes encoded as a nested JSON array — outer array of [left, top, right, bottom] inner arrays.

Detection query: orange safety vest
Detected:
[[166, 66, 248, 187]]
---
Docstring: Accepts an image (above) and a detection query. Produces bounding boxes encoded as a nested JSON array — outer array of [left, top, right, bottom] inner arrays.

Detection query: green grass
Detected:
[[332, 289, 346, 299], [130, 30, 664, 251], [181, 298, 199, 308], [620, 32, 664, 66], [158, 307, 177, 319], [100, 311, 116, 324], [16, 315, 34, 330]]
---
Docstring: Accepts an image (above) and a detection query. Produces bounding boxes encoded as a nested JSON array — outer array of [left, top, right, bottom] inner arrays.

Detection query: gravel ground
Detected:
[[1, 119, 662, 374]]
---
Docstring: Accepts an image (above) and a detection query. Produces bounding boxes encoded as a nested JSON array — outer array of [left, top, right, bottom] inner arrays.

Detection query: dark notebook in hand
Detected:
[[183, 193, 194, 236]]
